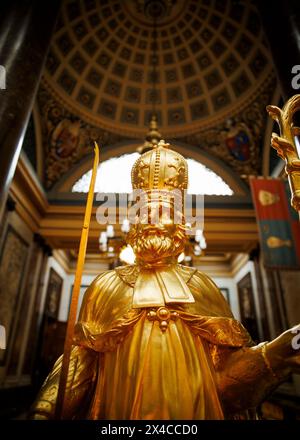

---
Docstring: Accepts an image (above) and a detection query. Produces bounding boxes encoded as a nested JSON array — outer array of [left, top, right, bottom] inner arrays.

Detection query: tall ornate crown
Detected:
[[131, 140, 188, 191]]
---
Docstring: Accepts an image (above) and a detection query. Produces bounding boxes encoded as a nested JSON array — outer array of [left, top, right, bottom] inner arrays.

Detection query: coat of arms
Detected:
[[51, 118, 81, 159], [225, 122, 252, 162]]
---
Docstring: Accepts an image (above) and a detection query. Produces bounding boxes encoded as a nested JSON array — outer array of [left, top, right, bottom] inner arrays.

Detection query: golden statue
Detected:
[[31, 140, 300, 420]]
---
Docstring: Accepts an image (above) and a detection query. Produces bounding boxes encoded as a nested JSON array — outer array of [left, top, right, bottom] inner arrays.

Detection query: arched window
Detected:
[[72, 152, 233, 195]]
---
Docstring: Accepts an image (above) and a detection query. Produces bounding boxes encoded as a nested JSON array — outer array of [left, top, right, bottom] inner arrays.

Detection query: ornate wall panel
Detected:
[[0, 225, 29, 365]]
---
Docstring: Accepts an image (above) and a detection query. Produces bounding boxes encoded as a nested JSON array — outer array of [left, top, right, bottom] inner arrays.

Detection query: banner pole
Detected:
[[54, 142, 99, 419]]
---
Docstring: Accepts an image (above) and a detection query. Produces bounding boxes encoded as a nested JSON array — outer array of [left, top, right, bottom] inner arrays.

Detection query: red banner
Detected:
[[250, 178, 300, 268]]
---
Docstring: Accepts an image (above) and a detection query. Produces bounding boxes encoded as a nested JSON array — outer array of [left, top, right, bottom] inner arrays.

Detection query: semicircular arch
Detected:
[[49, 140, 249, 198]]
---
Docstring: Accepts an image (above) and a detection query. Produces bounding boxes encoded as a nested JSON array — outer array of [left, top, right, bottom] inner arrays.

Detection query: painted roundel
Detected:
[[44, 0, 273, 137]]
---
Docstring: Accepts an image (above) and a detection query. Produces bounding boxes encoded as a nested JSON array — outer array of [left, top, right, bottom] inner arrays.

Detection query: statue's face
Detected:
[[135, 199, 185, 228], [127, 221, 186, 264]]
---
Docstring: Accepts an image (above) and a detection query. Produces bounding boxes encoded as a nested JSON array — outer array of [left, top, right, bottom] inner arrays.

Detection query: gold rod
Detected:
[[54, 142, 99, 419]]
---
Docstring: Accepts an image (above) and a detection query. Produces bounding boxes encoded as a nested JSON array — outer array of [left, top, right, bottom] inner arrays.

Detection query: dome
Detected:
[[43, 0, 273, 138]]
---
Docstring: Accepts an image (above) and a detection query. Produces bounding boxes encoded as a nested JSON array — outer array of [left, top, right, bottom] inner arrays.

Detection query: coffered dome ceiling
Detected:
[[43, 0, 274, 138]]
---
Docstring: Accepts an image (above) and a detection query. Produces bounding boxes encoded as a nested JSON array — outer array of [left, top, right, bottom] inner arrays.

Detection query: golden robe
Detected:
[[32, 265, 284, 420]]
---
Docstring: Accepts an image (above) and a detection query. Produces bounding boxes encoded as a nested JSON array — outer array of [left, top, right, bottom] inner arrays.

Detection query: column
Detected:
[[0, 0, 60, 220]]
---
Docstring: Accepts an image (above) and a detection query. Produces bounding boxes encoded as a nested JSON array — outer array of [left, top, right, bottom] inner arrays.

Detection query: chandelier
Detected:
[[98, 220, 135, 266]]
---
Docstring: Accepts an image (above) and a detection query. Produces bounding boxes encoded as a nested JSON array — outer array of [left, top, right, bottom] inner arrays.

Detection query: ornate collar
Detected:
[[115, 264, 197, 308]]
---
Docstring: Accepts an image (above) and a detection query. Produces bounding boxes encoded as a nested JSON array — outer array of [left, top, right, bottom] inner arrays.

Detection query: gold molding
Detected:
[[9, 154, 48, 231], [230, 253, 250, 277], [38, 204, 258, 254], [52, 249, 71, 273]]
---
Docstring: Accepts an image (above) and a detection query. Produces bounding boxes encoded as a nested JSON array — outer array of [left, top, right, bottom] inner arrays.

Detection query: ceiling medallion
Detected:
[[143, 0, 174, 21], [124, 0, 185, 27]]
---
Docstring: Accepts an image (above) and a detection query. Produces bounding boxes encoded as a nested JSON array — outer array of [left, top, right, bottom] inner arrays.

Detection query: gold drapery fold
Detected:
[[74, 309, 252, 352], [178, 312, 253, 347], [87, 316, 225, 420]]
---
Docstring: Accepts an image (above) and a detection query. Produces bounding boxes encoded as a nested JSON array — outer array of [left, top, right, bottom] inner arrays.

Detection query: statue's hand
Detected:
[[266, 324, 300, 375]]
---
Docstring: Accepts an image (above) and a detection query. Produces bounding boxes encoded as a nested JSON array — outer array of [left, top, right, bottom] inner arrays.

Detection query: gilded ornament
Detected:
[[267, 94, 300, 211]]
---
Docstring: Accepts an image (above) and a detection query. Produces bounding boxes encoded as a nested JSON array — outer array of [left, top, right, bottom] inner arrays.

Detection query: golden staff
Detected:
[[55, 142, 99, 419], [267, 95, 300, 215]]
